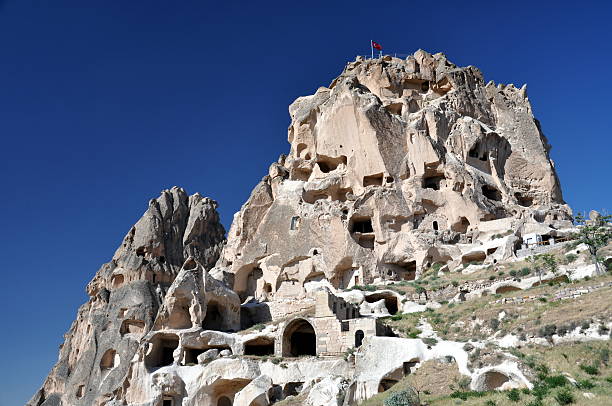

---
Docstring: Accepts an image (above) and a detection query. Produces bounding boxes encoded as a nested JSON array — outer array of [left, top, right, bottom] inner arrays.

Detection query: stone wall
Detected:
[[493, 281, 612, 304], [516, 240, 571, 258]]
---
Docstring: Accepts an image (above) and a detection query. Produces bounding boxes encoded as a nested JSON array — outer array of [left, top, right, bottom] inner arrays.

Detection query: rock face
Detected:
[[30, 51, 575, 406], [28, 187, 226, 406], [219, 51, 570, 305]]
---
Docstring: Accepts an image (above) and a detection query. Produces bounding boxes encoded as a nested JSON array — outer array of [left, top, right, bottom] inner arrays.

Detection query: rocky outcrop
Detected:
[[217, 51, 571, 308], [28, 187, 225, 406], [30, 50, 580, 406]]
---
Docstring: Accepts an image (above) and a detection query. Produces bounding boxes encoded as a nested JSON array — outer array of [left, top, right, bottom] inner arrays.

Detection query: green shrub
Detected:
[[579, 364, 599, 375], [506, 388, 520, 401], [252, 323, 265, 331], [406, 327, 421, 339], [509, 270, 518, 277], [577, 379, 594, 389], [556, 325, 569, 336], [451, 280, 459, 287], [484, 400, 496, 406], [535, 364, 550, 376], [554, 387, 575, 405], [526, 399, 543, 406], [565, 254, 578, 263], [531, 383, 549, 399], [383, 387, 420, 406], [450, 391, 486, 400], [605, 376, 612, 383], [538, 324, 557, 338], [351, 284, 377, 292], [519, 267, 531, 276], [598, 348, 610, 365], [488, 275, 495, 280], [457, 377, 471, 391], [544, 375, 567, 388], [489, 318, 500, 331], [422, 337, 438, 346], [463, 343, 475, 352]]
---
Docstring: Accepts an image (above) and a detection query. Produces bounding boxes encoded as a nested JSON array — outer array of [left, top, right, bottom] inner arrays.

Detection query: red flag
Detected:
[[371, 41, 382, 51]]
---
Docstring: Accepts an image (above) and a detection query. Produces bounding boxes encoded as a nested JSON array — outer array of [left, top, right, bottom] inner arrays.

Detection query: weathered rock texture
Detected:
[[28, 187, 225, 406], [219, 51, 571, 305], [30, 51, 576, 406]]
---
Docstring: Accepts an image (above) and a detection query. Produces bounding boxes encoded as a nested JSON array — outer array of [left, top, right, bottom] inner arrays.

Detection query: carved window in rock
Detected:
[[217, 396, 232, 406], [145, 334, 179, 369], [100, 349, 117, 371], [111, 274, 124, 289], [482, 185, 502, 201], [422, 175, 445, 191], [290, 216, 300, 230], [182, 347, 205, 365], [350, 217, 375, 249], [363, 173, 384, 187], [355, 330, 365, 347], [244, 337, 275, 356], [515, 192, 533, 207], [365, 293, 399, 315], [351, 218, 373, 233], [203, 301, 224, 331], [282, 319, 316, 357], [120, 319, 145, 336]]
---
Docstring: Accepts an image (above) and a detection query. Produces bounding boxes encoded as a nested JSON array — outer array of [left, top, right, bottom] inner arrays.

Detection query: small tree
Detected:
[[527, 254, 557, 284], [384, 387, 420, 406], [540, 253, 558, 276], [573, 212, 612, 274], [526, 255, 543, 285]]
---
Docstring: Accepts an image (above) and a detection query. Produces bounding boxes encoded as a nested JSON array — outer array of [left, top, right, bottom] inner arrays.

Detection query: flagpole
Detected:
[[370, 40, 373, 60]]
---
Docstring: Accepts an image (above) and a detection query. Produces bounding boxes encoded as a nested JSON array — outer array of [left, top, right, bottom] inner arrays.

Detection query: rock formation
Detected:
[[28, 187, 225, 406], [218, 51, 571, 305], [30, 51, 586, 406]]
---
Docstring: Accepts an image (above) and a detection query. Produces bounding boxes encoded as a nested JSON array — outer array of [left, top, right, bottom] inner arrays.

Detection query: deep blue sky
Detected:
[[1, 1, 610, 404]]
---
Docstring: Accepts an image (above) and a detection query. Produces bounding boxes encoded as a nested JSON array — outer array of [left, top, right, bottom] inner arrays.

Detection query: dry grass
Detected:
[[359, 341, 612, 406], [384, 273, 612, 343], [405, 360, 465, 396], [274, 391, 308, 405]]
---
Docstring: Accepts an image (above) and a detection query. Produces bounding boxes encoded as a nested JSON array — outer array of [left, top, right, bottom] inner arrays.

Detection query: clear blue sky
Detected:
[[0, 1, 610, 404]]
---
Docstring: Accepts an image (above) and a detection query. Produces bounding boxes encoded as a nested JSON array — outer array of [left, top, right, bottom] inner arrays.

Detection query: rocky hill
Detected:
[[28, 51, 611, 406]]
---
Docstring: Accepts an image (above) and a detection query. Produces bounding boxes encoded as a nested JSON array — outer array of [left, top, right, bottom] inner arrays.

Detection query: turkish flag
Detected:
[[372, 41, 382, 50]]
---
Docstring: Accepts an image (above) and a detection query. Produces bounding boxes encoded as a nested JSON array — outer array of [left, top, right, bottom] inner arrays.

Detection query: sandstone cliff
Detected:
[[29, 51, 587, 406], [28, 187, 225, 406], [218, 51, 570, 307]]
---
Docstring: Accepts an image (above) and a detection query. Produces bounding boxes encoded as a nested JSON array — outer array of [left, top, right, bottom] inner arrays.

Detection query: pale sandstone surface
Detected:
[[29, 51, 585, 406], [28, 187, 225, 406]]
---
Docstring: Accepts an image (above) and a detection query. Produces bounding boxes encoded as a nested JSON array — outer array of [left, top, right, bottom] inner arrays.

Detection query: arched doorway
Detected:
[[282, 319, 316, 357], [355, 330, 364, 347], [203, 301, 223, 331], [217, 396, 232, 406]]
